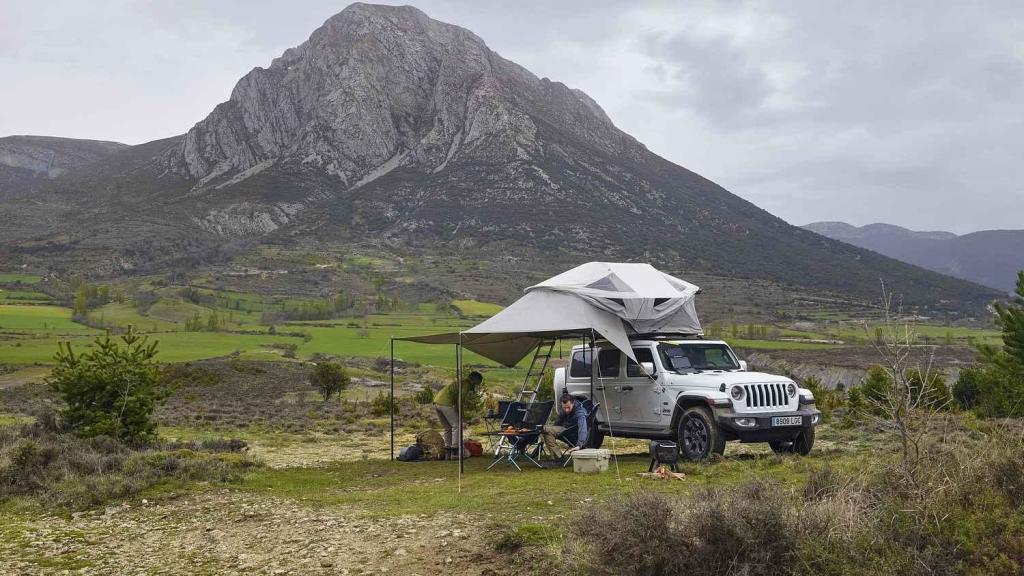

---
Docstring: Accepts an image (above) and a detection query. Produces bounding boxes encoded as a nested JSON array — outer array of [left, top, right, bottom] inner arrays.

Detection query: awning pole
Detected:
[[589, 330, 594, 401], [390, 337, 395, 461], [457, 333, 464, 489]]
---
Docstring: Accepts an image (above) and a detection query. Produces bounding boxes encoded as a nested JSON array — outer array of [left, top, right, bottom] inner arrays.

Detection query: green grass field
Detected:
[[0, 278, 1002, 373], [452, 299, 504, 317], [0, 305, 97, 333], [0, 273, 42, 284]]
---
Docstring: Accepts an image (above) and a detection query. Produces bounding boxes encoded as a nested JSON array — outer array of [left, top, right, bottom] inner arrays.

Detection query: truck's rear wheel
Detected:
[[677, 407, 725, 461], [769, 427, 815, 456]]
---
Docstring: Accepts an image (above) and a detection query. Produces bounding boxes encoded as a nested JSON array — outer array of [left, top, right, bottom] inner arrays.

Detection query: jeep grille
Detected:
[[742, 383, 790, 409]]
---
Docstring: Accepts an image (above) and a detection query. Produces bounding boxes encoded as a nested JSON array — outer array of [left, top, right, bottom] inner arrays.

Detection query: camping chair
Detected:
[[488, 401, 554, 471], [486, 401, 527, 470], [557, 397, 600, 466], [484, 400, 514, 455]]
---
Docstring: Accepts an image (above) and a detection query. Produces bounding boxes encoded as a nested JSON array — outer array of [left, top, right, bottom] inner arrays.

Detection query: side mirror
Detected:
[[739, 360, 748, 372], [640, 361, 656, 376]]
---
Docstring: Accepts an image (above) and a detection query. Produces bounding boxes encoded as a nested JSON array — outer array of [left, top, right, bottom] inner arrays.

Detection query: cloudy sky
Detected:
[[2, 1, 1022, 233]]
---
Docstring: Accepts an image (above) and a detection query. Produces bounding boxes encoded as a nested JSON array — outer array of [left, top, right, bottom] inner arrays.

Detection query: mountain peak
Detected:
[[167, 2, 633, 193]]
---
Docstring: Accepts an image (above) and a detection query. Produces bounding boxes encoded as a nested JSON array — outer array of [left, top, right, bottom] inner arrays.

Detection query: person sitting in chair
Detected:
[[542, 393, 589, 458]]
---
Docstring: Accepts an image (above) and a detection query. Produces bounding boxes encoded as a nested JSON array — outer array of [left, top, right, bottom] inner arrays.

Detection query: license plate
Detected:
[[771, 416, 802, 427]]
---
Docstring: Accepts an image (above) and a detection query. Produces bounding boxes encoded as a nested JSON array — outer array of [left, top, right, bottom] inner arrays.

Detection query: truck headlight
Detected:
[[730, 386, 744, 401], [787, 383, 797, 397]]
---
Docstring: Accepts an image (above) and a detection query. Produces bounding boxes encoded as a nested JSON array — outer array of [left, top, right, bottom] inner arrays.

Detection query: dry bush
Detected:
[[565, 418, 1024, 576], [0, 425, 259, 510], [566, 483, 830, 576]]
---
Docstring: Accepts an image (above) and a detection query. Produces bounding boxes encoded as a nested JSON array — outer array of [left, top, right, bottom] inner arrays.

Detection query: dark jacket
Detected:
[[555, 400, 589, 448]]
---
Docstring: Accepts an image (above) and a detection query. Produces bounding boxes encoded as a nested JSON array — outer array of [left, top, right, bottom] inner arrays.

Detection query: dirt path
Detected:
[[1, 490, 507, 575]]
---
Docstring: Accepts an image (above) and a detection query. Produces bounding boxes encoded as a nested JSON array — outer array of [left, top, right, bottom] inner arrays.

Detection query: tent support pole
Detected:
[[589, 329, 595, 401], [457, 333, 464, 486], [390, 337, 395, 461]]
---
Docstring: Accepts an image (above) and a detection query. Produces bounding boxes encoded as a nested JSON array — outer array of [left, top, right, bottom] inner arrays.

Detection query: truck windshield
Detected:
[[658, 343, 740, 372]]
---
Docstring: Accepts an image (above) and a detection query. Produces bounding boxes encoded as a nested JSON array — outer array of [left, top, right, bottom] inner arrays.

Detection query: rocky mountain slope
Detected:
[[0, 136, 126, 200], [0, 3, 1004, 312], [805, 222, 1024, 293]]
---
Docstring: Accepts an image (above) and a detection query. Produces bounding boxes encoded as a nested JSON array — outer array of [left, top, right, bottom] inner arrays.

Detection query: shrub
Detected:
[[0, 428, 258, 510], [905, 368, 952, 411], [309, 362, 349, 401], [954, 364, 1024, 418], [565, 491, 688, 576], [413, 386, 435, 404], [953, 367, 984, 410], [566, 483, 825, 576], [47, 328, 168, 442], [845, 385, 867, 421], [803, 375, 844, 416], [861, 365, 893, 409], [370, 391, 397, 416]]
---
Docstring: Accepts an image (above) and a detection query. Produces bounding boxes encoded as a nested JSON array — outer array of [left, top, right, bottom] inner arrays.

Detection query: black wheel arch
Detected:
[[670, 396, 716, 430]]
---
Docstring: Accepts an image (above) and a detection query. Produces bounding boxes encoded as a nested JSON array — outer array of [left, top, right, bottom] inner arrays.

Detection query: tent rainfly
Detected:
[[388, 262, 703, 478]]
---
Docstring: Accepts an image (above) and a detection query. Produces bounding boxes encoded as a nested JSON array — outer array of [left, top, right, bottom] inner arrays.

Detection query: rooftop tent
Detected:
[[527, 262, 702, 336]]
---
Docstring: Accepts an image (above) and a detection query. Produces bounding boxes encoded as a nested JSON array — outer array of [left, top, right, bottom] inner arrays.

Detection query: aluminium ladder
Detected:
[[492, 339, 556, 457]]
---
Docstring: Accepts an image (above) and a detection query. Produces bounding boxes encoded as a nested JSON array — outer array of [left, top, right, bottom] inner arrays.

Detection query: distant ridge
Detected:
[[804, 221, 1024, 293], [0, 135, 127, 199]]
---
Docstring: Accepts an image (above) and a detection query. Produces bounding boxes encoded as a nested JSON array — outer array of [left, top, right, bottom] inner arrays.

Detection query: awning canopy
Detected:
[[397, 262, 702, 367]]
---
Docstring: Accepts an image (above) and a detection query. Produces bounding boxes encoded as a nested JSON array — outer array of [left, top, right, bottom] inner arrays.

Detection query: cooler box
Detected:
[[572, 449, 610, 474]]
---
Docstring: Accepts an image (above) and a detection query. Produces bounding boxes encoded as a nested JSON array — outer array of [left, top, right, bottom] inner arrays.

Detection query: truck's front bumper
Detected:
[[713, 406, 821, 442]]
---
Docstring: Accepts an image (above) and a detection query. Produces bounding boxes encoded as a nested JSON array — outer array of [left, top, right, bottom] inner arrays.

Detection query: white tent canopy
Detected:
[[397, 262, 702, 367]]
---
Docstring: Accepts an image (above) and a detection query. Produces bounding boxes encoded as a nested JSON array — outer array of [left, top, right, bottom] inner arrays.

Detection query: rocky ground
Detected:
[[2, 490, 504, 575]]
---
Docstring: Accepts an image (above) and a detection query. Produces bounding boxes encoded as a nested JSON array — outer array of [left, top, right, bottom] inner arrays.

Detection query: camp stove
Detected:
[[648, 440, 679, 471]]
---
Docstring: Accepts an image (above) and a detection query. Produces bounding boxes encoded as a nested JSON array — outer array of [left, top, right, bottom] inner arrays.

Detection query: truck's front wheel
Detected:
[[677, 406, 725, 461]]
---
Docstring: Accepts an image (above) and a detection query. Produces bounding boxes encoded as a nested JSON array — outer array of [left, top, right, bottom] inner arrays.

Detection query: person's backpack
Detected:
[[463, 439, 483, 457], [415, 430, 445, 460], [398, 444, 424, 461]]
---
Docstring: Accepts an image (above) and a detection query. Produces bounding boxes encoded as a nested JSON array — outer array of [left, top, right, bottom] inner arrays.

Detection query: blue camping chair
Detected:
[[487, 400, 553, 471]]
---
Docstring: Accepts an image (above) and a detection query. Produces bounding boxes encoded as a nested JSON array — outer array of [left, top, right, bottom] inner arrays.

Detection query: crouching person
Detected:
[[542, 393, 589, 458], [432, 371, 483, 458]]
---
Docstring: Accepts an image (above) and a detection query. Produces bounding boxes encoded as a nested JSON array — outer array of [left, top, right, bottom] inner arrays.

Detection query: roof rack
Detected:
[[628, 332, 705, 341]]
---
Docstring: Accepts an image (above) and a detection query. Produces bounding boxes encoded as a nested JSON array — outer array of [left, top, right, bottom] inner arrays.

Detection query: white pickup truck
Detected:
[[553, 338, 820, 460]]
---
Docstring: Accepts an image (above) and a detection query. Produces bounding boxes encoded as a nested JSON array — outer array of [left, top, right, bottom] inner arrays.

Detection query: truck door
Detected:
[[592, 348, 624, 422], [623, 347, 664, 423]]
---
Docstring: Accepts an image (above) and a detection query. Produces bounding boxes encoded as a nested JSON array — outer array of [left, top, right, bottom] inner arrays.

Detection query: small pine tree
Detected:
[[47, 328, 167, 442], [846, 386, 867, 417], [861, 365, 893, 408], [310, 362, 349, 401], [905, 368, 952, 411]]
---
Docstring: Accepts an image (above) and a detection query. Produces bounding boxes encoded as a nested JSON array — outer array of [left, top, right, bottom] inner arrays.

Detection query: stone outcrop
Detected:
[[166, 3, 644, 190]]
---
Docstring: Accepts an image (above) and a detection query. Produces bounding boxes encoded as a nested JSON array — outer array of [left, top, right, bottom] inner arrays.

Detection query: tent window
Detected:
[[569, 350, 592, 378], [627, 347, 657, 377], [586, 276, 619, 291], [607, 298, 625, 307], [597, 349, 620, 377], [653, 298, 671, 308]]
